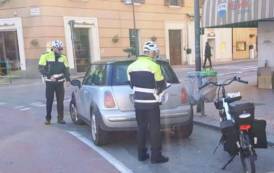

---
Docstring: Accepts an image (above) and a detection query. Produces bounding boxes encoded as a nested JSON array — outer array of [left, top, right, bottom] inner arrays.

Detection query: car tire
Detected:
[[90, 108, 108, 146], [69, 97, 84, 125], [175, 105, 194, 138]]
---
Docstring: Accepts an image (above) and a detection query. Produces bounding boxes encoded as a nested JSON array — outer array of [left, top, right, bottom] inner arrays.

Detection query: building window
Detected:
[[236, 41, 247, 51], [164, 0, 184, 6], [129, 29, 139, 56]]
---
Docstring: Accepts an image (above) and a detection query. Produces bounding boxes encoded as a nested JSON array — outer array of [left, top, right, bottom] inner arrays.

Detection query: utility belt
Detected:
[[44, 73, 65, 83], [133, 86, 168, 104]]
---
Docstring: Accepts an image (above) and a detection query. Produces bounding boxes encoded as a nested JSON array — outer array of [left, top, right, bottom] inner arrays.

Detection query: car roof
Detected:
[[91, 57, 169, 65]]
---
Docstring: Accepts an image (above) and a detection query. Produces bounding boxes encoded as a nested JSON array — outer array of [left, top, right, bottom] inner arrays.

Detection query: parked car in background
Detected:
[[70, 58, 193, 146]]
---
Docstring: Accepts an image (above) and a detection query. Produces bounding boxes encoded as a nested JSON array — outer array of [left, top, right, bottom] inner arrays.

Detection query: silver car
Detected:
[[70, 58, 193, 146]]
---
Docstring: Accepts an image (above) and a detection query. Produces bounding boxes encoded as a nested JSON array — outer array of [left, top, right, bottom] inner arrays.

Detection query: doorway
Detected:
[[0, 31, 20, 75], [169, 30, 182, 65], [73, 28, 91, 72], [64, 17, 101, 71]]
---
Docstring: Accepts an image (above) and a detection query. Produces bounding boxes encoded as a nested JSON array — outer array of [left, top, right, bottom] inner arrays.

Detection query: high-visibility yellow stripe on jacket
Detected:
[[38, 51, 70, 82], [127, 56, 165, 109]]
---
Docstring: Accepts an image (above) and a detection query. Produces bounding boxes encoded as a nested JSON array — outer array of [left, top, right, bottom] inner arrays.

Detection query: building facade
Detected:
[[202, 0, 274, 68], [0, 0, 196, 77], [202, 27, 257, 63]]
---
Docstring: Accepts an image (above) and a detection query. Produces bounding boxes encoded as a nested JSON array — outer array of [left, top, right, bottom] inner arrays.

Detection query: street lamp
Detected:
[[194, 0, 201, 71], [131, 0, 139, 56], [194, 0, 205, 115]]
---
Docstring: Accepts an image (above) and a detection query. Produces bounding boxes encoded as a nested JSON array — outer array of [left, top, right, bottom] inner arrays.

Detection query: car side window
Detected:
[[158, 61, 179, 84], [83, 64, 106, 86]]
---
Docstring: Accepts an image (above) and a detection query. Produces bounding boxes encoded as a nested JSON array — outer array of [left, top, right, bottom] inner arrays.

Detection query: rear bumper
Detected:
[[99, 105, 193, 131]]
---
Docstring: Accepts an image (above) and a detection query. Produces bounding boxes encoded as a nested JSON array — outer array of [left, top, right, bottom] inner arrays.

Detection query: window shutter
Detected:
[[179, 0, 184, 7], [164, 0, 169, 6]]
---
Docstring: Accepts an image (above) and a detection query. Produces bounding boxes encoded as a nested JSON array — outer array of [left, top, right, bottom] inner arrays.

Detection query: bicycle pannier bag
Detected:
[[252, 119, 267, 148], [220, 120, 239, 155]]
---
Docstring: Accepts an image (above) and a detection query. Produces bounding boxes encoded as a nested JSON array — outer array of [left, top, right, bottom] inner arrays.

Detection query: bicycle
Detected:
[[200, 76, 263, 173]]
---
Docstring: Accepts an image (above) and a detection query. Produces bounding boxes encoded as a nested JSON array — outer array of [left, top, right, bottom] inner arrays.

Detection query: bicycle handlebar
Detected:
[[199, 76, 248, 90]]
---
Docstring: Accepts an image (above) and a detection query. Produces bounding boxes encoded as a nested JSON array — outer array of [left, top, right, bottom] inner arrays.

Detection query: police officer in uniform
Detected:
[[127, 41, 169, 164], [38, 40, 70, 125]]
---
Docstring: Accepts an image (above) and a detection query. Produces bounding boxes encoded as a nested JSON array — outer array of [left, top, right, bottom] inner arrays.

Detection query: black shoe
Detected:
[[138, 148, 149, 161], [151, 155, 169, 164], [138, 153, 149, 161], [57, 119, 66, 124], [45, 119, 51, 125]]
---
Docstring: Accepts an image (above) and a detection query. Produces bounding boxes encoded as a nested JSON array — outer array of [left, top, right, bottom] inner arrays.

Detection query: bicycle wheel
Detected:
[[239, 133, 256, 173]]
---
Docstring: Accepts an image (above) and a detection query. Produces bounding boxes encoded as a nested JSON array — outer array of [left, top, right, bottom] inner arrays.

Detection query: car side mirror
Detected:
[[71, 79, 81, 88]]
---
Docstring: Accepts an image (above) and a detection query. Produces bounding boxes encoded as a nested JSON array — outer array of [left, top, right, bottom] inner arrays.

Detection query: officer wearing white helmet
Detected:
[[38, 40, 70, 125], [127, 41, 169, 164]]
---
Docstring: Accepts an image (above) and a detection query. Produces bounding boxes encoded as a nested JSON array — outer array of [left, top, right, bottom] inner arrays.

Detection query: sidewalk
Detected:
[[172, 58, 257, 69]]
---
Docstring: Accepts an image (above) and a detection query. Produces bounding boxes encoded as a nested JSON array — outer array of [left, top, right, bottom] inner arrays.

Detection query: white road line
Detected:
[[68, 131, 133, 173], [64, 99, 70, 103], [14, 106, 25, 109], [0, 102, 6, 106], [30, 102, 46, 107], [20, 107, 31, 111]]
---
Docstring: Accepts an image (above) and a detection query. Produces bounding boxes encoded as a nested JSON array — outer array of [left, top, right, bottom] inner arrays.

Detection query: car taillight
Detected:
[[104, 91, 116, 108], [180, 88, 188, 104]]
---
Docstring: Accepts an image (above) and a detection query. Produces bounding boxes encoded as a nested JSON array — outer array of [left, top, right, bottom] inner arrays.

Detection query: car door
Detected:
[[80, 64, 107, 119], [79, 65, 96, 119]]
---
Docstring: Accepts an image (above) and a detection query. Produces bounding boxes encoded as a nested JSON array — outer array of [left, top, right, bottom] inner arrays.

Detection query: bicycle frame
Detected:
[[201, 76, 257, 172]]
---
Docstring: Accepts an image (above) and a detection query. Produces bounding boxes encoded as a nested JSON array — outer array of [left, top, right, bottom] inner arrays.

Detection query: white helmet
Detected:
[[51, 40, 64, 50], [143, 41, 159, 53]]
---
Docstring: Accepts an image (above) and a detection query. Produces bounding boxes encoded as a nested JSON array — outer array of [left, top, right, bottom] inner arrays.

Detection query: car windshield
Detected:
[[111, 60, 179, 86]]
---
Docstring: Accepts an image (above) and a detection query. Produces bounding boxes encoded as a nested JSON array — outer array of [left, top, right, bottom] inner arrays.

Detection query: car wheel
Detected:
[[69, 99, 84, 125], [175, 105, 194, 138], [90, 108, 108, 146]]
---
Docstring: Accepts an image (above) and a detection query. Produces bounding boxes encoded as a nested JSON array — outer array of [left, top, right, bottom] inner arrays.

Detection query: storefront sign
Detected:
[[217, 0, 228, 18], [228, 0, 251, 14]]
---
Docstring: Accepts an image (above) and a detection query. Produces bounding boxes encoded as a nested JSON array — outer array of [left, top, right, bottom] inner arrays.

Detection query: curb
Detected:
[[172, 59, 257, 69], [193, 120, 274, 147]]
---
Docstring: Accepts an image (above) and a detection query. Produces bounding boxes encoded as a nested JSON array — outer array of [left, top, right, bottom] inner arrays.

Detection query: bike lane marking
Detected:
[[68, 131, 133, 173]]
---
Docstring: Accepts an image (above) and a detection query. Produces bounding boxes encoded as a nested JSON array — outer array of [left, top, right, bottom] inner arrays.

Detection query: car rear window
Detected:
[[111, 60, 179, 86]]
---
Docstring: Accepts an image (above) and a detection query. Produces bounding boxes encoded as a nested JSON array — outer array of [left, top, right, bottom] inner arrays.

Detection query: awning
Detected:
[[202, 0, 274, 28]]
